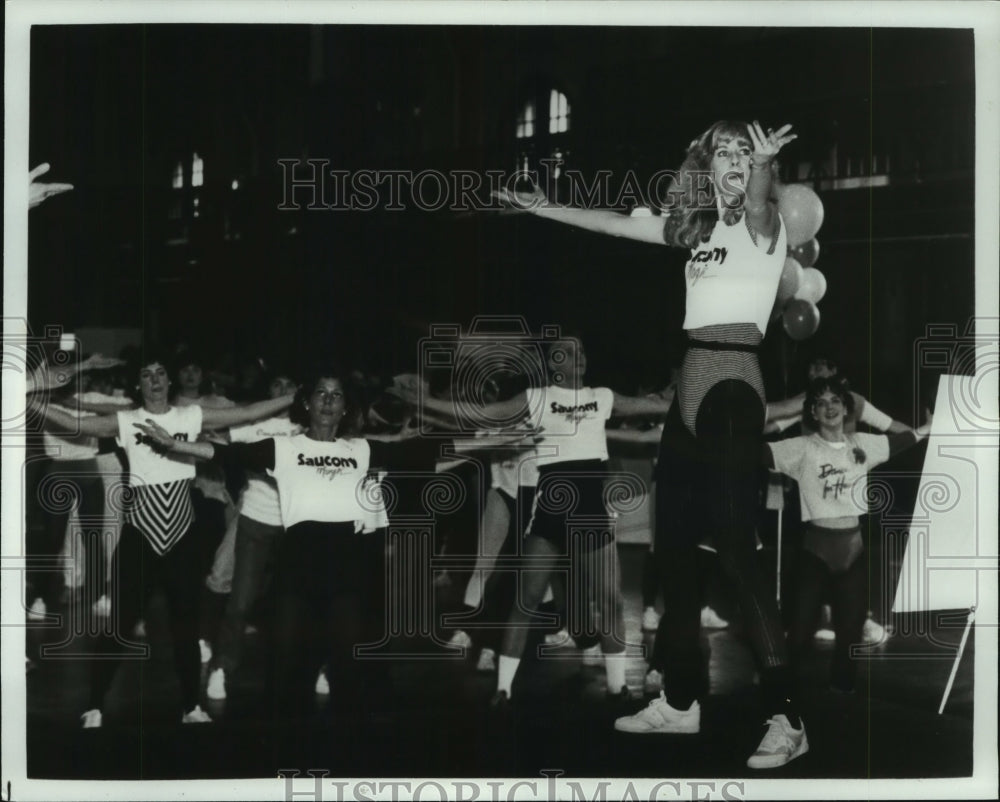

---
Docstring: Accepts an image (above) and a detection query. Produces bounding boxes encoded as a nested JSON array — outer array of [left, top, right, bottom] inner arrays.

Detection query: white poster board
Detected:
[[892, 374, 999, 615]]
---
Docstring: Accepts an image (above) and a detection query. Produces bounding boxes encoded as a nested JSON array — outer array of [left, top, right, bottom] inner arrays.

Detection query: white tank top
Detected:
[[682, 212, 786, 336]]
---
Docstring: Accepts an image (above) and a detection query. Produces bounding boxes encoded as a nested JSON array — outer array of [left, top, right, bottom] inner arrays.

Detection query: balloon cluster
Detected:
[[772, 184, 826, 340]]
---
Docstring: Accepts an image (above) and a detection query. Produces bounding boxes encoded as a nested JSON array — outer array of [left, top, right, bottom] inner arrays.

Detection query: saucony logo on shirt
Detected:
[[135, 432, 189, 447], [550, 401, 599, 415], [688, 246, 728, 264], [297, 454, 359, 469]]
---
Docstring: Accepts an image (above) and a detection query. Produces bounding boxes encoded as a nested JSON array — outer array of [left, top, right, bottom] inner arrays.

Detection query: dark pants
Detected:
[[215, 515, 283, 674], [89, 523, 203, 713], [32, 458, 107, 607], [790, 549, 868, 691], [655, 380, 791, 711], [269, 524, 377, 723]]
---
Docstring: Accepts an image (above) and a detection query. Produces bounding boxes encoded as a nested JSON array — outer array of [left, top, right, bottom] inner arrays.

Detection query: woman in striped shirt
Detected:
[[37, 350, 296, 728]]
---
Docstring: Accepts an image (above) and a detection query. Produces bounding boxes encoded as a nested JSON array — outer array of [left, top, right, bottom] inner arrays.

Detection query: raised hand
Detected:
[[746, 122, 797, 164], [29, 163, 74, 209]]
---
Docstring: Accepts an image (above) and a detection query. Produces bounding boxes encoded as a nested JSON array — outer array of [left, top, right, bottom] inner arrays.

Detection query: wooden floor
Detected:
[[23, 544, 974, 781]]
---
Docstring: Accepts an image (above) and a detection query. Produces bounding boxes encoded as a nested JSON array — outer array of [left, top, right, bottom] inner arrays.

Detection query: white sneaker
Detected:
[[206, 667, 227, 700], [28, 597, 47, 622], [614, 693, 700, 734], [814, 628, 835, 642], [182, 705, 212, 724], [92, 595, 112, 618], [700, 606, 729, 629], [476, 647, 497, 672], [746, 715, 809, 769], [315, 669, 330, 695], [581, 644, 603, 666], [641, 606, 661, 632], [199, 639, 212, 663], [448, 629, 473, 651], [133, 619, 147, 638], [81, 709, 102, 729], [544, 628, 571, 647], [643, 669, 664, 694], [862, 617, 886, 644]]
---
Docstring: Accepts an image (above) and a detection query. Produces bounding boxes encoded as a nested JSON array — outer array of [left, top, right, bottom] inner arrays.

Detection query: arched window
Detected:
[[191, 153, 204, 188], [516, 100, 536, 139], [549, 89, 570, 134]]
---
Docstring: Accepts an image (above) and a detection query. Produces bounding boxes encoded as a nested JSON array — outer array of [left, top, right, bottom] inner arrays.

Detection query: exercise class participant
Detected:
[[205, 368, 301, 701], [36, 350, 296, 728], [499, 120, 808, 768], [766, 376, 930, 692], [410, 336, 672, 703], [136, 369, 536, 727]]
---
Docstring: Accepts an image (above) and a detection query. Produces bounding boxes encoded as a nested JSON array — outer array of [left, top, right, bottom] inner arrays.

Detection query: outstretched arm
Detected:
[[766, 393, 805, 422], [35, 402, 120, 439], [494, 185, 668, 245], [132, 420, 217, 460], [26, 353, 125, 395], [611, 393, 672, 418], [200, 393, 295, 430], [853, 393, 911, 434]]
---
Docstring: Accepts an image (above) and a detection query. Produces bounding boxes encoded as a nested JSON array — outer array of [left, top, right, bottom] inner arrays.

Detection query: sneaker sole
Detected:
[[747, 738, 809, 769], [614, 720, 700, 734]]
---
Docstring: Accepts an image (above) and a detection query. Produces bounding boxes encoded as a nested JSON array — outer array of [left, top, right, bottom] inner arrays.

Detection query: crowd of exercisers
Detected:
[[23, 119, 933, 771]]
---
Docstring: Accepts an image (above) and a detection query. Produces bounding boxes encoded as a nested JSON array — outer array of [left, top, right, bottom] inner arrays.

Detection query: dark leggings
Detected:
[[790, 549, 868, 691], [269, 523, 374, 722], [32, 458, 107, 606], [655, 380, 792, 714], [89, 523, 203, 713]]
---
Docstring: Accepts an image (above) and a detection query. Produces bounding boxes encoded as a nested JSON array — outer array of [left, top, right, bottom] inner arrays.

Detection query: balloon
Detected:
[[789, 238, 820, 268], [777, 257, 804, 302], [776, 184, 824, 247], [795, 267, 827, 304], [783, 299, 820, 340]]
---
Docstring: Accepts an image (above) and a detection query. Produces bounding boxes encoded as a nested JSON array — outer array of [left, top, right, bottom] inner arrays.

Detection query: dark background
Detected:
[[28, 25, 976, 419]]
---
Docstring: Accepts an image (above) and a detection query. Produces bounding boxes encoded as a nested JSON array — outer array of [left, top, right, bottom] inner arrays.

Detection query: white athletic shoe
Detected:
[[543, 628, 571, 647], [641, 606, 661, 632], [182, 705, 212, 724], [746, 715, 809, 769], [27, 597, 47, 622], [315, 669, 330, 695], [643, 669, 664, 695], [81, 709, 102, 729], [199, 639, 213, 664], [476, 647, 497, 672], [448, 629, 473, 651], [814, 628, 835, 642], [206, 667, 227, 700], [581, 644, 603, 666], [700, 606, 729, 629], [133, 619, 147, 638], [614, 694, 700, 734], [862, 617, 887, 644], [92, 595, 112, 618]]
